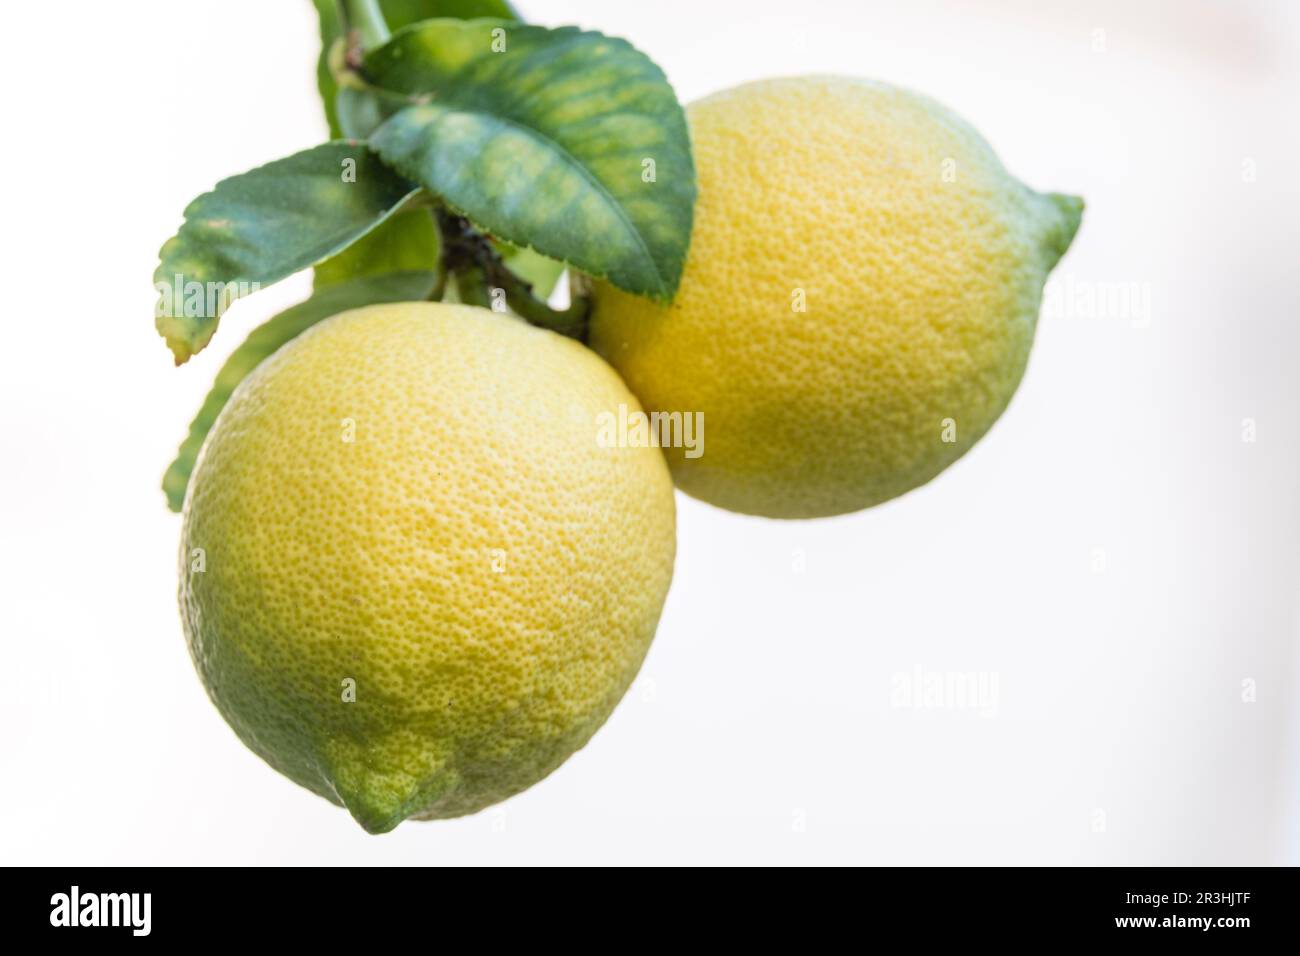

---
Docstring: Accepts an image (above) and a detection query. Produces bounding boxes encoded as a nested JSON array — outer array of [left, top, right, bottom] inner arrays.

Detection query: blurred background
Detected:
[[2, 0, 1297, 864]]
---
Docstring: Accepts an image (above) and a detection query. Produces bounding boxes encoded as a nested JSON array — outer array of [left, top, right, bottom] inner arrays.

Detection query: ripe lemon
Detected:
[[589, 76, 1083, 518], [179, 303, 676, 833]]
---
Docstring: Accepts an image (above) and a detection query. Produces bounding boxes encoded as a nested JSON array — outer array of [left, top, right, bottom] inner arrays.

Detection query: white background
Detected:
[[2, 0, 1297, 865]]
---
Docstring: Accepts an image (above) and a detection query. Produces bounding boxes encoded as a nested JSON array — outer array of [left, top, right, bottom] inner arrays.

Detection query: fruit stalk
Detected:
[[338, 0, 391, 65], [436, 209, 590, 339]]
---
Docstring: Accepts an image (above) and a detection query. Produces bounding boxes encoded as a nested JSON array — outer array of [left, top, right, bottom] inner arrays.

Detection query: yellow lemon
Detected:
[[179, 303, 676, 832], [590, 76, 1083, 518]]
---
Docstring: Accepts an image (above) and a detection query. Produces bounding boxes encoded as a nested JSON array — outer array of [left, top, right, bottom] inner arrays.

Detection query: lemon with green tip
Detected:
[[179, 302, 676, 832], [589, 76, 1083, 518]]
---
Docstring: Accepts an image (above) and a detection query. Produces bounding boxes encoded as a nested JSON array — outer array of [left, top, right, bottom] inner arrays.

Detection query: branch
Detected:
[[436, 209, 590, 339]]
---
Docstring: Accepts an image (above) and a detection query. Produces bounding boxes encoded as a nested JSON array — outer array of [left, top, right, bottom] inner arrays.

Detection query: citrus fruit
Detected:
[[178, 302, 676, 833], [589, 76, 1083, 518]]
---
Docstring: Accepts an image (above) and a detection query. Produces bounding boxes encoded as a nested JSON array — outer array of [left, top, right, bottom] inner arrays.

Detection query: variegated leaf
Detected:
[[154, 142, 418, 364], [365, 19, 695, 301]]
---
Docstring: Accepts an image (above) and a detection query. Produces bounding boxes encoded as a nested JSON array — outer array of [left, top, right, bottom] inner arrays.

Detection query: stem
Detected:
[[491, 267, 590, 339], [454, 268, 493, 309], [338, 0, 391, 62], [435, 209, 590, 339], [427, 266, 448, 303]]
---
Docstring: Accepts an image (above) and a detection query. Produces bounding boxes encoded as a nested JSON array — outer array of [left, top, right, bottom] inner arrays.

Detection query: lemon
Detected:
[[589, 76, 1083, 518], [179, 303, 676, 832]]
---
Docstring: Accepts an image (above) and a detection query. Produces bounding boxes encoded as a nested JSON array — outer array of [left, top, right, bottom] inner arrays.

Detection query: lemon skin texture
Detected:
[[179, 303, 676, 833], [589, 76, 1083, 519]]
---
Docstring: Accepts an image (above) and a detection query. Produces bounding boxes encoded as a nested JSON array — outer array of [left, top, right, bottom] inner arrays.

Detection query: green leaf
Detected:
[[336, 84, 416, 140], [162, 270, 439, 512], [313, 207, 441, 288], [312, 0, 522, 138], [154, 142, 419, 364], [365, 20, 696, 301]]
